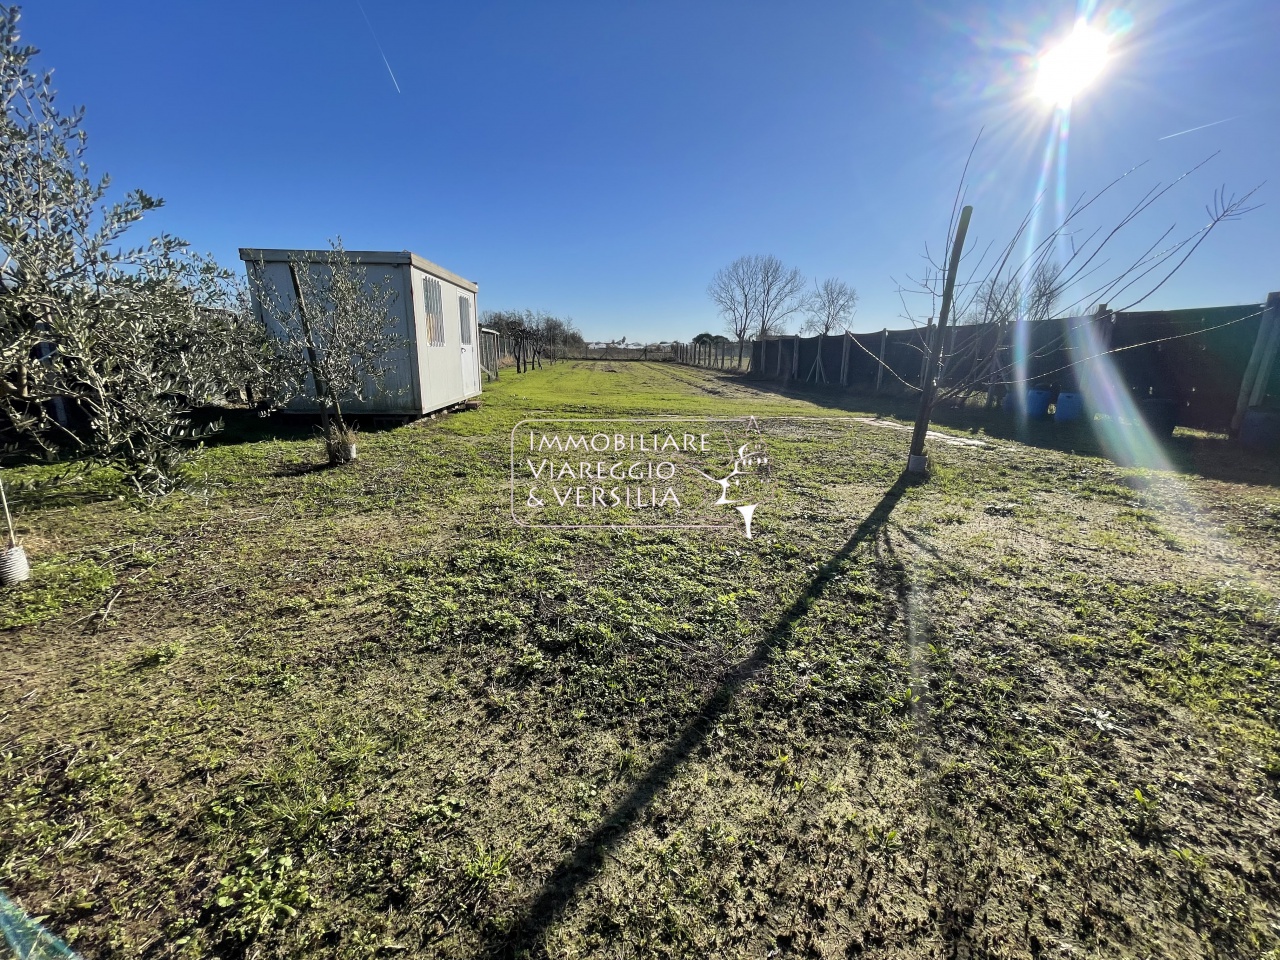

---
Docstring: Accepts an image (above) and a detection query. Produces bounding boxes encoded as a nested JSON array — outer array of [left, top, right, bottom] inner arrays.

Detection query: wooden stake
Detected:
[[0, 477, 15, 548], [1231, 294, 1278, 432], [1247, 293, 1280, 410]]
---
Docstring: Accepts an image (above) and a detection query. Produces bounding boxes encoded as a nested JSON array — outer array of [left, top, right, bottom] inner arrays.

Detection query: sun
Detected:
[[1035, 20, 1111, 106]]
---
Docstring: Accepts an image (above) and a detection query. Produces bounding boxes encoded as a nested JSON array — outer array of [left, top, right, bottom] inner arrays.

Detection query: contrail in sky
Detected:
[[1157, 116, 1238, 141], [354, 0, 401, 94]]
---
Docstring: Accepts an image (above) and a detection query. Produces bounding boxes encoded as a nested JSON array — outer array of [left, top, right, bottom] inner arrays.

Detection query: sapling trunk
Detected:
[[288, 262, 331, 438], [332, 397, 346, 437], [909, 205, 973, 463]]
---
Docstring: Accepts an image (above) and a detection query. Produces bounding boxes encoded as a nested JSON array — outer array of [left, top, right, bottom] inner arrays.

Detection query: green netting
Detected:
[[0, 893, 77, 960]]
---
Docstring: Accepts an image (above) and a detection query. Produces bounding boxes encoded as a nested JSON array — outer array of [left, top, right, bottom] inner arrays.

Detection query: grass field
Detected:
[[2, 361, 1279, 959]]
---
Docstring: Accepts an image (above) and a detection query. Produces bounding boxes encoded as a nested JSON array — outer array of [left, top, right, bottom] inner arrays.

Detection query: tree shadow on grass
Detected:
[[271, 460, 342, 478], [482, 472, 918, 958]]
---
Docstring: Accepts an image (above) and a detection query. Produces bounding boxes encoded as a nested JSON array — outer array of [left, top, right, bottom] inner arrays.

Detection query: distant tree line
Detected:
[[692, 332, 731, 346], [481, 310, 584, 372]]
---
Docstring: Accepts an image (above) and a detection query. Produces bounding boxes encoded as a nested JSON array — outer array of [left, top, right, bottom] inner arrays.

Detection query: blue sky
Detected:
[[21, 0, 1278, 341]]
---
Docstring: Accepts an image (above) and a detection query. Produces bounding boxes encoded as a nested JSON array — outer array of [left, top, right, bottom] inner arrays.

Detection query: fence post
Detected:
[[840, 333, 850, 386], [1249, 296, 1280, 408], [1234, 292, 1280, 430], [986, 324, 1004, 407], [792, 336, 800, 379], [875, 328, 887, 394]]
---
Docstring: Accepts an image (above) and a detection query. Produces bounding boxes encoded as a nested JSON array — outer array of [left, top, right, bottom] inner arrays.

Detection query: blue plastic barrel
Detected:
[[1240, 409, 1280, 450], [1027, 388, 1053, 419], [1054, 391, 1085, 422]]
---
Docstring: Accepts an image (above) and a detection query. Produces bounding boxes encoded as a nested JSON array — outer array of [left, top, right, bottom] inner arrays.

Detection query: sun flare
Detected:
[[1035, 21, 1111, 106]]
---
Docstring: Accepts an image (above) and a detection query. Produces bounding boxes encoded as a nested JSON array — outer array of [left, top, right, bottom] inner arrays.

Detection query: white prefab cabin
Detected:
[[239, 248, 482, 416]]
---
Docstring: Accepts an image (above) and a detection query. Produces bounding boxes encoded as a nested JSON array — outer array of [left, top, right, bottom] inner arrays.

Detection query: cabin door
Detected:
[[458, 292, 478, 396]]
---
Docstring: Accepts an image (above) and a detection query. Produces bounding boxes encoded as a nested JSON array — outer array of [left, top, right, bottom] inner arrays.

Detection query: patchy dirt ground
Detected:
[[1, 362, 1278, 959]]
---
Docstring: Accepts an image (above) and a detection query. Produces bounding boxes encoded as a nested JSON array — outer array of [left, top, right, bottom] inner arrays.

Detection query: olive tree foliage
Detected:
[[801, 277, 858, 335], [708, 254, 806, 367], [248, 239, 403, 447], [0, 5, 276, 494]]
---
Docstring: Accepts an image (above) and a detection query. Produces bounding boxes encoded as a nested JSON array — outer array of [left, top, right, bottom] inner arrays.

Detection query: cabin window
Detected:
[[459, 294, 473, 345], [422, 277, 445, 346]]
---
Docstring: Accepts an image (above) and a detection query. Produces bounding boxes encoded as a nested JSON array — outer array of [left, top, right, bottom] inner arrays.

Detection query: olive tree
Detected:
[[248, 239, 403, 462], [0, 5, 274, 494]]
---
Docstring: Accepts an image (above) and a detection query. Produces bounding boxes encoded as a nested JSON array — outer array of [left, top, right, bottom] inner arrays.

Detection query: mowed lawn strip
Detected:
[[1, 361, 1278, 959]]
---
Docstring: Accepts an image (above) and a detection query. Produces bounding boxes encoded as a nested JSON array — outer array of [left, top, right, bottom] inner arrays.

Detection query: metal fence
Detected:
[[667, 296, 1279, 434], [665, 340, 748, 369], [486, 339, 693, 367]]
